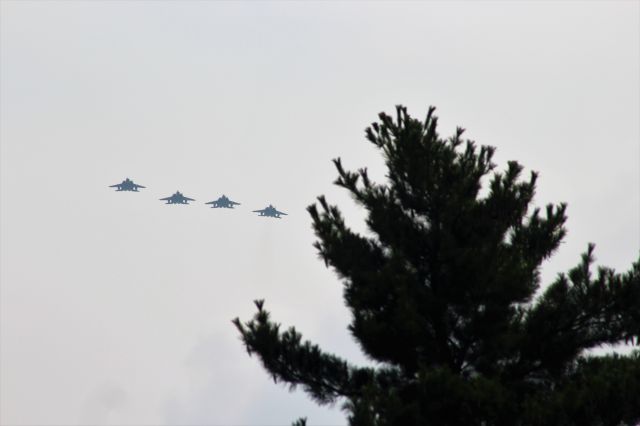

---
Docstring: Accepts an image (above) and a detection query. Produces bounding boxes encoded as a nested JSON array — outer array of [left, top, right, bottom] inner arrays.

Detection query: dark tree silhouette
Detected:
[[233, 106, 640, 426]]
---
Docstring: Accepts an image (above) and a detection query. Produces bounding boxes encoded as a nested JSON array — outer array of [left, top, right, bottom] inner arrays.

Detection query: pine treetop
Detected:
[[234, 106, 640, 426]]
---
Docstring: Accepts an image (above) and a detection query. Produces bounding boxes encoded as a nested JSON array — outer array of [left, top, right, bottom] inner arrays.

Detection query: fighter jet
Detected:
[[253, 204, 287, 218], [160, 191, 195, 204], [205, 195, 240, 209], [109, 178, 145, 192]]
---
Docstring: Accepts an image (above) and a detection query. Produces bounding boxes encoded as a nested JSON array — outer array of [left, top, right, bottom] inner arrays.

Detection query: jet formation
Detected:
[[109, 178, 286, 218]]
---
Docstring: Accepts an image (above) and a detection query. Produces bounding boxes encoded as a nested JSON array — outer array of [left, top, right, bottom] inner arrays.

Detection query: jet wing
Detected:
[[230, 201, 240, 205], [205, 201, 217, 205], [253, 209, 267, 214], [184, 197, 195, 202], [109, 184, 121, 188], [274, 209, 287, 216], [133, 184, 146, 189], [159, 196, 173, 201]]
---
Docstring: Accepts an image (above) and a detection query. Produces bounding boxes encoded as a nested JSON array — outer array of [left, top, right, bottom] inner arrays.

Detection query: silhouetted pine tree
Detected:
[[233, 106, 640, 426]]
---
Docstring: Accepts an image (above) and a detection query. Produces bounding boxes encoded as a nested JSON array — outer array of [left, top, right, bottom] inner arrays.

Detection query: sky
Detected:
[[1, 1, 638, 425]]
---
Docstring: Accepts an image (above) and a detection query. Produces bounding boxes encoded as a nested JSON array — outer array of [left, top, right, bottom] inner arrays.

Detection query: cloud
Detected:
[[80, 383, 127, 426], [164, 331, 258, 424], [164, 330, 347, 425]]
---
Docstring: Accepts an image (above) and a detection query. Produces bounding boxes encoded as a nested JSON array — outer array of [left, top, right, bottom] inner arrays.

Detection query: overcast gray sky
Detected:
[[1, 1, 638, 425]]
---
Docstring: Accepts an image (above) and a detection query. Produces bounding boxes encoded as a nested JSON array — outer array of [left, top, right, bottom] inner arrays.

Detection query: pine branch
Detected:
[[233, 300, 363, 404], [521, 352, 640, 426], [517, 247, 640, 378]]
